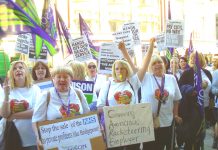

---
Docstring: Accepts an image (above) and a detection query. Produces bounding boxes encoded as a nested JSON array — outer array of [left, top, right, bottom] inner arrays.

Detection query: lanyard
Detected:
[[153, 75, 165, 98], [55, 88, 71, 116]]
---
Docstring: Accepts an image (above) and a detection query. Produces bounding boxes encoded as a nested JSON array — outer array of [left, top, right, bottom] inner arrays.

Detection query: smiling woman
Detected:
[[32, 61, 51, 82]]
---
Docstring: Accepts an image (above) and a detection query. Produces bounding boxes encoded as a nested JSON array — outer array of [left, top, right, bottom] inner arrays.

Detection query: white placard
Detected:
[[123, 22, 141, 45], [72, 36, 92, 62], [112, 30, 134, 57], [156, 33, 166, 51], [98, 43, 122, 74], [103, 103, 155, 148], [15, 33, 31, 54], [38, 113, 102, 150], [165, 20, 184, 48]]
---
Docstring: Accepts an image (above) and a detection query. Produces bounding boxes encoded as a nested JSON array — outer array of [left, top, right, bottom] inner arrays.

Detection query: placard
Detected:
[[123, 22, 141, 45], [34, 78, 54, 92], [156, 33, 166, 51], [37, 113, 105, 150], [72, 80, 94, 104], [98, 43, 122, 74], [112, 30, 134, 57], [71, 36, 92, 62], [15, 33, 31, 54], [165, 20, 184, 48], [103, 103, 154, 148]]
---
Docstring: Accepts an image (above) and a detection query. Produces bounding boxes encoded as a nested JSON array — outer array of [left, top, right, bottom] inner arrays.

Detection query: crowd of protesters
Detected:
[[0, 38, 218, 150]]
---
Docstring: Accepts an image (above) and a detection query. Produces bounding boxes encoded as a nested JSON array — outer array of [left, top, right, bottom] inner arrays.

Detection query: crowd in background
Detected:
[[0, 38, 218, 150]]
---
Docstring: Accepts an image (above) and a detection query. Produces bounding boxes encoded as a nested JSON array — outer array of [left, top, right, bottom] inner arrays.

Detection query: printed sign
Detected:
[[165, 20, 184, 48], [34, 78, 53, 92], [15, 33, 31, 54], [156, 33, 166, 51], [98, 43, 122, 74], [72, 80, 94, 104], [71, 36, 92, 62], [123, 22, 141, 45], [112, 30, 134, 57], [37, 113, 105, 150], [103, 103, 154, 148]]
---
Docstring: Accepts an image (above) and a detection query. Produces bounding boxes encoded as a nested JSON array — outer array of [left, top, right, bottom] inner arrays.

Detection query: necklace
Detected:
[[55, 88, 71, 116]]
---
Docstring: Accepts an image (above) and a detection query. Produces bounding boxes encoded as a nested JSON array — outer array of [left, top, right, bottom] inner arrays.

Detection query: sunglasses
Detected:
[[88, 65, 96, 69]]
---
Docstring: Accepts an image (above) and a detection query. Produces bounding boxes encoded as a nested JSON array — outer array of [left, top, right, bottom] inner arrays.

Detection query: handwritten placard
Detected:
[[71, 36, 92, 62], [165, 20, 184, 48], [37, 113, 105, 150], [98, 43, 122, 74], [72, 80, 94, 104], [103, 103, 154, 148]]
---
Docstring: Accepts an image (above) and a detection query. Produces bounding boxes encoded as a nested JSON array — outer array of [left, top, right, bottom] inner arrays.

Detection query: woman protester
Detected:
[[179, 52, 213, 149], [97, 38, 155, 150], [32, 66, 90, 147], [32, 61, 51, 82], [119, 38, 182, 150], [0, 61, 41, 150], [211, 59, 218, 148], [179, 57, 188, 73]]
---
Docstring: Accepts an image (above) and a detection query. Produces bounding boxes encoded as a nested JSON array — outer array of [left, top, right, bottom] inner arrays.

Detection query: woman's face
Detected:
[[13, 63, 26, 83], [114, 62, 127, 81], [170, 60, 179, 71], [35, 63, 46, 81], [87, 62, 97, 78], [189, 55, 195, 67], [179, 59, 187, 70], [151, 61, 164, 76], [53, 72, 71, 92]]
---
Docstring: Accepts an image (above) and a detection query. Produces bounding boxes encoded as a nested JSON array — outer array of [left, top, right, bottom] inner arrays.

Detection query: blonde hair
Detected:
[[213, 59, 218, 70], [148, 55, 165, 73], [9, 61, 32, 89], [112, 60, 133, 79], [85, 60, 97, 77], [51, 66, 73, 79], [189, 52, 206, 68], [69, 61, 86, 80]]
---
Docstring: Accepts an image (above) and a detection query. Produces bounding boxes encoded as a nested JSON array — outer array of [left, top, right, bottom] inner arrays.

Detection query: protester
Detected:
[[179, 57, 188, 73], [32, 66, 90, 147], [212, 59, 218, 148], [0, 61, 41, 150], [169, 57, 183, 81], [97, 38, 155, 150], [32, 61, 51, 81], [69, 61, 86, 80], [179, 52, 213, 149]]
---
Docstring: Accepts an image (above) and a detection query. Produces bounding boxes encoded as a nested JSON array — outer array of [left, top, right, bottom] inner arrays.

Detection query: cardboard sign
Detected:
[[72, 80, 94, 104], [123, 22, 141, 45], [103, 103, 155, 148], [34, 78, 54, 92], [165, 20, 184, 48], [71, 36, 92, 62], [37, 113, 105, 150], [112, 30, 134, 57], [15, 33, 31, 54], [98, 43, 122, 74]]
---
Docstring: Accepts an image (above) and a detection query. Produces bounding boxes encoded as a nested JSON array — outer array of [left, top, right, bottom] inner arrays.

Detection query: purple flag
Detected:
[[194, 51, 204, 116], [0, 0, 56, 47], [55, 5, 73, 56], [188, 32, 193, 57], [79, 13, 99, 60]]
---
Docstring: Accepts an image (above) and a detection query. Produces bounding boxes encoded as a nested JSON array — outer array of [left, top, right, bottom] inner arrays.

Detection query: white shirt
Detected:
[[9, 85, 41, 147], [32, 87, 90, 122], [97, 74, 141, 107], [0, 86, 4, 108], [141, 73, 182, 127], [201, 70, 211, 107]]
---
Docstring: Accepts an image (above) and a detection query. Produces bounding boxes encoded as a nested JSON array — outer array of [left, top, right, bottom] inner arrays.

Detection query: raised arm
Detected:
[[137, 38, 155, 81], [118, 41, 138, 73]]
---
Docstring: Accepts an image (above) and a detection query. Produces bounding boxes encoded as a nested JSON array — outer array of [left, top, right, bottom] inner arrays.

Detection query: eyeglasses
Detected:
[[88, 65, 96, 69]]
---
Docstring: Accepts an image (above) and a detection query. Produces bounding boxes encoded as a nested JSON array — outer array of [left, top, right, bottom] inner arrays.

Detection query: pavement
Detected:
[[205, 127, 215, 150]]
